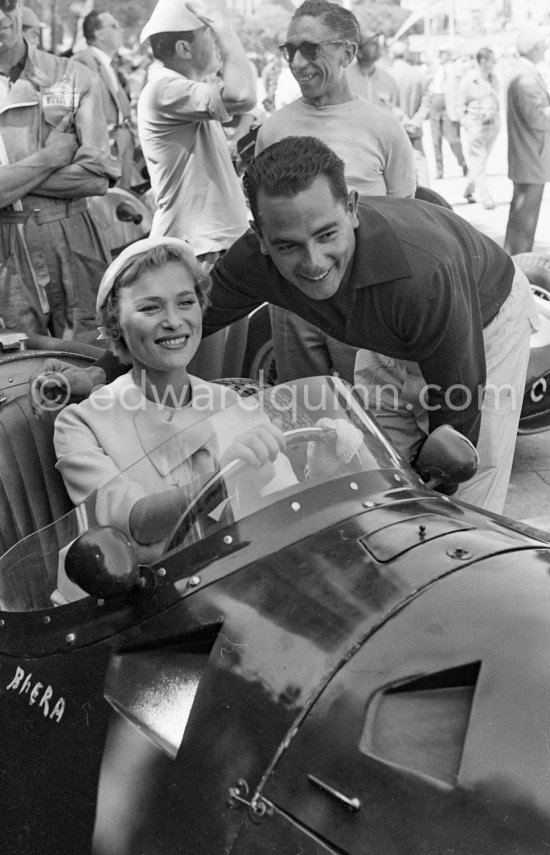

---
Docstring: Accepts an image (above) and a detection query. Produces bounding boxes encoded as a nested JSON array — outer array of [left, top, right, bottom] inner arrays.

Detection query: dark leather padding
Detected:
[[0, 351, 95, 611]]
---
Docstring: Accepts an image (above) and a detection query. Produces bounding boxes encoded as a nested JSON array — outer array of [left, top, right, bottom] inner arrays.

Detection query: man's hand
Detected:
[[44, 114, 79, 169], [306, 417, 363, 479], [185, 0, 231, 30], [30, 359, 106, 419]]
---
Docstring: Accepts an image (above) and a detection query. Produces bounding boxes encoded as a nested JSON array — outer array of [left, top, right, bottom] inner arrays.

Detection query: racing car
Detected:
[[1, 353, 550, 855]]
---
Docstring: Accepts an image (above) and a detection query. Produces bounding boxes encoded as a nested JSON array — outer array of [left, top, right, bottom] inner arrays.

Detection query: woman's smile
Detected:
[[117, 262, 203, 397]]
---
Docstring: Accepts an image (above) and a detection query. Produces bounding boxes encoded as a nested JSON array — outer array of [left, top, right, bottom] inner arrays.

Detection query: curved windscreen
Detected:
[[0, 377, 407, 612]]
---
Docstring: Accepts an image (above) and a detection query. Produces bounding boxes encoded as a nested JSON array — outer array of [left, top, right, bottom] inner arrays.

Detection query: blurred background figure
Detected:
[[346, 30, 397, 110], [388, 39, 431, 186], [21, 5, 45, 47], [0, 0, 119, 342], [459, 47, 500, 209], [73, 11, 135, 190], [504, 29, 550, 256], [428, 44, 468, 179]]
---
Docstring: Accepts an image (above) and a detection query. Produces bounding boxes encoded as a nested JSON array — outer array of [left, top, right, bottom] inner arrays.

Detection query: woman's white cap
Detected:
[[140, 0, 204, 44], [96, 237, 195, 313]]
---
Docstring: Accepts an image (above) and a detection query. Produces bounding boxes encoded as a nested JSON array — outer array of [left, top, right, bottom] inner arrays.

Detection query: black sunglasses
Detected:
[[278, 40, 349, 63], [0, 0, 18, 11]]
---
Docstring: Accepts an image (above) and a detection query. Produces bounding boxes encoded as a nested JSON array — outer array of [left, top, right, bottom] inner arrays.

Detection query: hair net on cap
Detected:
[[96, 237, 195, 313], [140, 0, 204, 44]]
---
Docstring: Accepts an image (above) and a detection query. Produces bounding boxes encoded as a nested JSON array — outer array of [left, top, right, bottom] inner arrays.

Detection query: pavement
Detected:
[[421, 126, 550, 532]]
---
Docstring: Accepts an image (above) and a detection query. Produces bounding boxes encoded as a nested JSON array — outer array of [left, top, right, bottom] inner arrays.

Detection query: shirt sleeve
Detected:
[[384, 265, 486, 445], [382, 120, 416, 198], [156, 75, 232, 124], [69, 64, 121, 182], [202, 233, 267, 336], [512, 74, 550, 131], [54, 402, 147, 539]]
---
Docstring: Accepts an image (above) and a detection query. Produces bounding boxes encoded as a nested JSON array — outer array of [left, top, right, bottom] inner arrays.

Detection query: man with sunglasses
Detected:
[[0, 0, 119, 341], [255, 0, 414, 386]]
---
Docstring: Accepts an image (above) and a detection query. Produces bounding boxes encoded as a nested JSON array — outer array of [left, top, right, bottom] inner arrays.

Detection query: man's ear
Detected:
[[342, 41, 358, 68], [346, 188, 359, 227], [250, 219, 269, 255], [175, 38, 193, 59]]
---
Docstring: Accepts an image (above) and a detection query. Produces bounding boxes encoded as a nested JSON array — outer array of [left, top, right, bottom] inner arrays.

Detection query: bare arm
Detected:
[[187, 0, 256, 113]]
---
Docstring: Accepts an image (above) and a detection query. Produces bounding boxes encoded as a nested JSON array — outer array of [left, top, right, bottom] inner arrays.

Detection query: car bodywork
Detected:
[[0, 363, 550, 854]]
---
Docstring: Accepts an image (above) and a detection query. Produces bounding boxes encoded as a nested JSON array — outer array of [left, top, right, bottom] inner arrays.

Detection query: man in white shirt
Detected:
[[137, 0, 255, 263], [137, 0, 256, 378]]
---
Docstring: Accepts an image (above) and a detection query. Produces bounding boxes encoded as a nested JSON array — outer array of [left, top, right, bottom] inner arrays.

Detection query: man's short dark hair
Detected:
[[82, 10, 106, 44], [292, 0, 360, 45], [149, 30, 196, 62], [244, 136, 349, 227]]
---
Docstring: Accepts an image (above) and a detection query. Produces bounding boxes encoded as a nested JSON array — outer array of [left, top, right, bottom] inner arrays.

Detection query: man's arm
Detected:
[[381, 117, 416, 198], [0, 115, 78, 207], [188, 0, 256, 113], [513, 74, 550, 131], [29, 68, 120, 199], [202, 231, 269, 336], [392, 266, 486, 445]]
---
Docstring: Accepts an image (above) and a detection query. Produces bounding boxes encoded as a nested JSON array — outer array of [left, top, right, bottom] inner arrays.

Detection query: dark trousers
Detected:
[[504, 182, 544, 256]]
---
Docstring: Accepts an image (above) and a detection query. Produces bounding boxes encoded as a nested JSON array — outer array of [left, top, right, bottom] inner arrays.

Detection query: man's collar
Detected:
[[349, 200, 412, 288], [89, 44, 113, 66]]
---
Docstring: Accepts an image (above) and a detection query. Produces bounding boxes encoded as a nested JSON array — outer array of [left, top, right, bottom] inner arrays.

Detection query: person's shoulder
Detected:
[[55, 373, 131, 428], [259, 99, 302, 128], [216, 228, 271, 277], [71, 47, 95, 66]]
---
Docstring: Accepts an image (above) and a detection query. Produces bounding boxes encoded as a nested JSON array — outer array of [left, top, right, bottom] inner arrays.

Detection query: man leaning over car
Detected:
[[31, 136, 538, 515]]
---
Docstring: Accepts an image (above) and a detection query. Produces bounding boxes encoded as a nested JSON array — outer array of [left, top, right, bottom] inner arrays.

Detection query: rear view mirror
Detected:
[[415, 425, 479, 490]]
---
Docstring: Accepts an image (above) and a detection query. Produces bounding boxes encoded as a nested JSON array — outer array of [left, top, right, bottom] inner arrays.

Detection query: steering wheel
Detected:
[[164, 426, 336, 553]]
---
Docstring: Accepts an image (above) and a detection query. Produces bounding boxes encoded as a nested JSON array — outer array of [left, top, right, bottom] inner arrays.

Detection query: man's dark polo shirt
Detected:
[[203, 197, 514, 445]]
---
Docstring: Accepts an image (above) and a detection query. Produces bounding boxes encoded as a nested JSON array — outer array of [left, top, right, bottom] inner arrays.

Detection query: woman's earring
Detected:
[[110, 327, 121, 342]]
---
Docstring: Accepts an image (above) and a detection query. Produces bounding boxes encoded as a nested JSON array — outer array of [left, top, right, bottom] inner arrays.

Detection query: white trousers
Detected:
[[354, 265, 539, 514]]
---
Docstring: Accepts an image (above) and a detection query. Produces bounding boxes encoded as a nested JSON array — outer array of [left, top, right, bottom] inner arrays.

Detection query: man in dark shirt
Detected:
[[35, 136, 537, 513]]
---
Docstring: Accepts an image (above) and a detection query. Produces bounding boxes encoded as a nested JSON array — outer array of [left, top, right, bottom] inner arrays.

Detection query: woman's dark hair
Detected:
[[102, 244, 211, 361], [244, 136, 349, 228]]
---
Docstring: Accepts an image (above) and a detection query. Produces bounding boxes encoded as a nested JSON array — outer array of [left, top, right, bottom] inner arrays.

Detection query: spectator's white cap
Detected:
[[140, 0, 204, 44], [516, 28, 546, 56], [96, 237, 194, 312], [22, 7, 46, 29]]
